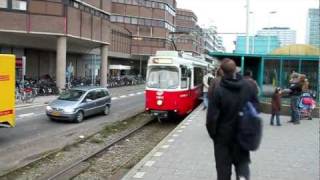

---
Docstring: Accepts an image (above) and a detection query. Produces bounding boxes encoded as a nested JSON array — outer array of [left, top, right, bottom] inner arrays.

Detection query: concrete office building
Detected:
[[175, 8, 203, 56], [306, 8, 320, 48], [257, 27, 296, 47], [202, 25, 226, 53], [0, 0, 124, 89]]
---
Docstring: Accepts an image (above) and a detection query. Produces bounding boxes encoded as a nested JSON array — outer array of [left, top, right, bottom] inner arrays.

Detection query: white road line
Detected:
[[16, 104, 45, 110], [18, 113, 35, 118], [173, 134, 179, 137], [119, 95, 127, 98], [129, 93, 135, 96], [177, 130, 183, 133], [168, 139, 175, 142], [136, 92, 143, 95], [153, 152, 163, 157], [111, 97, 118, 100], [133, 172, 145, 179], [144, 161, 155, 167], [161, 145, 170, 149]]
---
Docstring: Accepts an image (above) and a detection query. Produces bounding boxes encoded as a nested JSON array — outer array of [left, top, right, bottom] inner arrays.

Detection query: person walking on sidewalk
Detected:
[[206, 58, 259, 180], [202, 69, 214, 110], [270, 87, 282, 126]]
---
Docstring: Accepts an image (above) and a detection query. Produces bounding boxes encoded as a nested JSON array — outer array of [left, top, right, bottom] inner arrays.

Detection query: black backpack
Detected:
[[237, 85, 263, 151]]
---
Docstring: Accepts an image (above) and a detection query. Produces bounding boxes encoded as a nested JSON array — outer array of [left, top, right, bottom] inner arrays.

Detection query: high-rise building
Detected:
[[202, 26, 225, 53], [235, 36, 280, 54], [111, 0, 177, 55], [306, 8, 320, 48], [175, 8, 203, 56], [257, 27, 296, 47]]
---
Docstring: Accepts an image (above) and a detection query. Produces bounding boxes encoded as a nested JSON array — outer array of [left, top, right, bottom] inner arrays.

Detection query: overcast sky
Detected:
[[176, 0, 319, 52]]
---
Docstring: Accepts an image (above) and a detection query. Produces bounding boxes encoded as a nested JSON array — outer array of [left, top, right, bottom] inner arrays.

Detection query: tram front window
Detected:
[[147, 67, 179, 89]]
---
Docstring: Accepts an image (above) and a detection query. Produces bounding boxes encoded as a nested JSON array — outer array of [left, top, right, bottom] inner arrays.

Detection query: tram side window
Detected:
[[181, 66, 188, 89], [194, 67, 203, 86]]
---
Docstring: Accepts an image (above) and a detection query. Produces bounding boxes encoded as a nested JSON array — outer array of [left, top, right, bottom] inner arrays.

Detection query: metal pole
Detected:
[[91, 55, 94, 86], [245, 0, 250, 54], [22, 56, 26, 89], [139, 56, 142, 76]]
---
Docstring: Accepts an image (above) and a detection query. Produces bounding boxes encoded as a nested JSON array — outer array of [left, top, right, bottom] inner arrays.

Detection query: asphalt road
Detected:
[[0, 89, 145, 175]]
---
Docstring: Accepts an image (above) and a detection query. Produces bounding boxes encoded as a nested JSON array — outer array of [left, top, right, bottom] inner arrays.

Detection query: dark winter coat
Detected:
[[206, 74, 259, 163], [289, 82, 302, 96], [271, 93, 281, 114]]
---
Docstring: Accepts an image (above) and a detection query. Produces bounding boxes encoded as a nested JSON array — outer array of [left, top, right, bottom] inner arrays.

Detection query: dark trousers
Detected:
[[214, 143, 250, 180], [290, 96, 300, 123], [270, 112, 281, 125]]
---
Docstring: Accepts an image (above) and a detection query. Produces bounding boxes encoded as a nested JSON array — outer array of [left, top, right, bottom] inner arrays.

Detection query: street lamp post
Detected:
[[245, 0, 250, 54], [267, 11, 277, 53]]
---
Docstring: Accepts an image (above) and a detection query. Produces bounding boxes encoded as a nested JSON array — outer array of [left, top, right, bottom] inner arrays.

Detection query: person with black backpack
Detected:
[[206, 58, 261, 180]]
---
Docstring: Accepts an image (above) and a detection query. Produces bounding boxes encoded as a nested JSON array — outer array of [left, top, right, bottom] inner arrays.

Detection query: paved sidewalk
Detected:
[[15, 85, 145, 108], [122, 106, 319, 180]]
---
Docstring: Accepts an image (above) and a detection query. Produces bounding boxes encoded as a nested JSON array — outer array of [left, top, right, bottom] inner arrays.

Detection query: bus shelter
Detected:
[[208, 52, 320, 103]]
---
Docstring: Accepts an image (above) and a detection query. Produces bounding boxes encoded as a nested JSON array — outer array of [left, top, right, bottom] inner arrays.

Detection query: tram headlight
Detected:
[[157, 100, 163, 106]]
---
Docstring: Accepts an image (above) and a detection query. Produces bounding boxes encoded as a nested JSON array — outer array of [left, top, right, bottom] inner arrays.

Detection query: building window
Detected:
[[0, 0, 27, 11], [0, 0, 8, 8], [12, 0, 26, 10]]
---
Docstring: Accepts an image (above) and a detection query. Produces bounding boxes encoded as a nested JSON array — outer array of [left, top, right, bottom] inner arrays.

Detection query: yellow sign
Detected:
[[0, 54, 15, 127]]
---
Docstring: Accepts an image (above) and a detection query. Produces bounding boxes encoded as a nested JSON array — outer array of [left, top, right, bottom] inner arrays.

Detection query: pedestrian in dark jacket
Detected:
[[206, 58, 259, 180], [270, 87, 282, 126], [289, 75, 303, 124]]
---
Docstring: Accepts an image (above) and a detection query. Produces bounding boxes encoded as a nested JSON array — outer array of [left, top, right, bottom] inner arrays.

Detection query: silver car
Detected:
[[46, 87, 111, 123]]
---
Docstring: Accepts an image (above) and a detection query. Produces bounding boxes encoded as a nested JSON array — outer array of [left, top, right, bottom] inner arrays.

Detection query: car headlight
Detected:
[[46, 106, 53, 111], [64, 108, 75, 113]]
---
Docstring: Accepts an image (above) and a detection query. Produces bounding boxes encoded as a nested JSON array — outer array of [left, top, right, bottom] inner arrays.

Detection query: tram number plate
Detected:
[[51, 111, 61, 116]]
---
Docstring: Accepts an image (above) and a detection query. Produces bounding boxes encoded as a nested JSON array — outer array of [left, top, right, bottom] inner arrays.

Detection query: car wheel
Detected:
[[103, 105, 110, 115], [75, 111, 84, 123]]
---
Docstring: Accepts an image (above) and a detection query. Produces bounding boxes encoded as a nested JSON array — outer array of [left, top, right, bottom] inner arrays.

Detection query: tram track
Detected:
[[1, 113, 178, 180], [41, 118, 153, 180]]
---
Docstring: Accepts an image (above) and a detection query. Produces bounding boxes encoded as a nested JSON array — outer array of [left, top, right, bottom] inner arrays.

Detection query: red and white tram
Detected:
[[145, 51, 212, 120]]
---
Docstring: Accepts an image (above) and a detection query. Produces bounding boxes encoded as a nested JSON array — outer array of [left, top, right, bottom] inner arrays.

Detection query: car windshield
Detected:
[[147, 66, 179, 89], [58, 90, 85, 101]]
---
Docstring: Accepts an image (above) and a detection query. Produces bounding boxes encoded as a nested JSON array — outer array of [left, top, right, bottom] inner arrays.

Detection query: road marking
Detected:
[[168, 139, 175, 142], [129, 93, 135, 96], [18, 113, 35, 118], [180, 125, 186, 129], [144, 161, 155, 167], [136, 92, 143, 95], [173, 134, 179, 137], [119, 95, 127, 98], [177, 130, 183, 133], [161, 145, 170, 149], [153, 152, 163, 157], [133, 172, 145, 179], [111, 97, 118, 100], [16, 104, 45, 110]]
